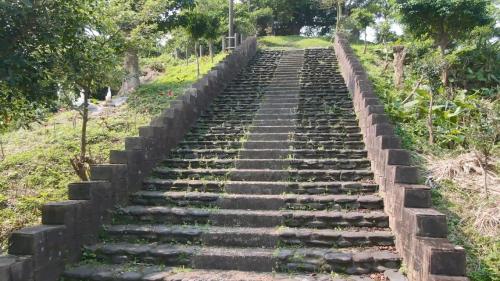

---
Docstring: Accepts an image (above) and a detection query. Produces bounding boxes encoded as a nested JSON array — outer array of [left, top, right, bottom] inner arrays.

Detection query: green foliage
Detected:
[[353, 42, 499, 281], [251, 0, 337, 35], [0, 0, 95, 130], [182, 10, 209, 41], [108, 0, 194, 53], [252, 7, 274, 36], [350, 8, 375, 31], [397, 0, 492, 51], [129, 53, 226, 115], [448, 26, 500, 93]]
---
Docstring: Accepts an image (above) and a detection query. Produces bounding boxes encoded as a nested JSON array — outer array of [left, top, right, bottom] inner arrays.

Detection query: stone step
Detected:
[[168, 148, 368, 160], [143, 179, 379, 195], [190, 126, 361, 134], [177, 140, 364, 150], [115, 206, 389, 228], [183, 133, 363, 142], [153, 168, 373, 182], [194, 119, 359, 126], [129, 191, 383, 210], [85, 243, 400, 274], [103, 224, 394, 248], [161, 158, 371, 170], [63, 265, 392, 281], [200, 113, 357, 121]]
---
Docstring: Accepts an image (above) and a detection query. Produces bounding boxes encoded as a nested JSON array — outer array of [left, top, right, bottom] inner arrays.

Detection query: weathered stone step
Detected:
[[129, 191, 383, 210], [199, 112, 357, 120], [189, 126, 360, 134], [168, 148, 368, 160], [194, 118, 359, 127], [85, 243, 400, 274], [63, 264, 393, 281], [153, 168, 373, 182], [161, 158, 371, 170], [143, 179, 378, 195], [103, 224, 394, 248], [177, 140, 364, 149], [115, 206, 389, 228]]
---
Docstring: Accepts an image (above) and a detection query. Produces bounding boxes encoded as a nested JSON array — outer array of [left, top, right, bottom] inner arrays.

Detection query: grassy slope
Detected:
[[258, 36, 332, 49], [0, 53, 226, 250], [351, 43, 499, 281]]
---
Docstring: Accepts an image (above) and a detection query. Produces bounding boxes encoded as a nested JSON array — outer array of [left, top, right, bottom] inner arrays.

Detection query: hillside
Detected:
[[0, 54, 226, 251]]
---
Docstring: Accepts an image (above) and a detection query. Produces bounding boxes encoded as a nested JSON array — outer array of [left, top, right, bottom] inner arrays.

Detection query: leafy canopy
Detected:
[[397, 0, 492, 49]]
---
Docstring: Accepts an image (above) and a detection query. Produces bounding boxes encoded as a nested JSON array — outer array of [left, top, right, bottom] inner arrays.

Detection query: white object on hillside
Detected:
[[105, 87, 112, 104], [74, 90, 85, 107]]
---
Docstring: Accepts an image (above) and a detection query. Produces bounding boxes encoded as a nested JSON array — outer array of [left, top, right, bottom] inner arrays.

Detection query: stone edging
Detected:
[[333, 34, 468, 281], [0, 37, 258, 281]]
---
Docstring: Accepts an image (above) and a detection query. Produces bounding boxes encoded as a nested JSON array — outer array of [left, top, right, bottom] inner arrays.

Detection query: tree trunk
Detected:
[[71, 89, 91, 181], [195, 42, 200, 78], [427, 92, 434, 145], [363, 30, 368, 54], [209, 40, 214, 63], [185, 45, 189, 66], [199, 44, 204, 58], [80, 92, 89, 162], [393, 46, 407, 89], [0, 135, 4, 160], [119, 48, 140, 96], [438, 36, 449, 86], [336, 1, 343, 32]]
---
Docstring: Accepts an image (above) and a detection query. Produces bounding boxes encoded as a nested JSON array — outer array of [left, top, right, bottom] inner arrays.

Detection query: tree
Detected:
[[350, 8, 375, 53], [466, 100, 499, 196], [319, 0, 345, 33], [0, 0, 87, 131], [252, 0, 336, 35], [204, 15, 222, 63], [108, 0, 194, 96], [183, 11, 209, 78], [397, 0, 492, 85], [57, 1, 121, 181]]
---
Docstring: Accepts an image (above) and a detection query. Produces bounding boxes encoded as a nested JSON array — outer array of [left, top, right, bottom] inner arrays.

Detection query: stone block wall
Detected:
[[333, 34, 468, 281], [0, 37, 258, 281]]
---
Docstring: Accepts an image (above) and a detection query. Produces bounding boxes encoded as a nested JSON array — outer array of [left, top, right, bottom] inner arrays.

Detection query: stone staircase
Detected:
[[63, 49, 405, 281]]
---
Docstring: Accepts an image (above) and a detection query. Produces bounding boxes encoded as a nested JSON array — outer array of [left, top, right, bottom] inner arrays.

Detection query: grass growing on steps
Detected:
[[259, 36, 332, 49], [0, 53, 226, 251], [350, 43, 499, 281]]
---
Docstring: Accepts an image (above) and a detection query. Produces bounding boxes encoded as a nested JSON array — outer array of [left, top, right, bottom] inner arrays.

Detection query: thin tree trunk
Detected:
[[363, 30, 367, 54], [199, 43, 203, 58], [427, 92, 434, 145], [0, 135, 4, 160], [439, 39, 449, 86], [71, 89, 90, 181], [119, 48, 140, 96], [80, 92, 89, 162], [402, 76, 424, 103], [185, 45, 189, 66], [336, 1, 342, 32], [195, 42, 200, 78], [209, 40, 214, 63]]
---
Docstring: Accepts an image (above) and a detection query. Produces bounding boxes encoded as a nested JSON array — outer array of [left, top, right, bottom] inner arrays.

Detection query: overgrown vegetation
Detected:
[[0, 53, 224, 251], [352, 41, 499, 281]]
